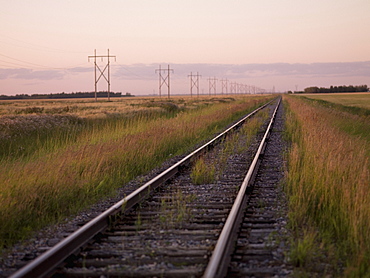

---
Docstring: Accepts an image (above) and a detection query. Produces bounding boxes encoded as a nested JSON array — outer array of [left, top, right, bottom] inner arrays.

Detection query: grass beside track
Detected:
[[0, 95, 273, 249], [283, 95, 370, 277], [302, 93, 370, 110]]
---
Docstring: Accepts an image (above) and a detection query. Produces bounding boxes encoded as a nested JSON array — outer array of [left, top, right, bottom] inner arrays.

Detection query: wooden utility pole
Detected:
[[88, 49, 116, 102], [156, 65, 174, 98], [230, 82, 236, 94], [188, 72, 201, 97], [208, 77, 217, 95], [220, 78, 228, 94]]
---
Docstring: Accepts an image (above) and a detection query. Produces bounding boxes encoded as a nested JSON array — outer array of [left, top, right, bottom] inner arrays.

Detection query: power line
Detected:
[[0, 33, 86, 54], [0, 53, 89, 70], [114, 65, 146, 79], [0, 53, 59, 69], [0, 59, 32, 68]]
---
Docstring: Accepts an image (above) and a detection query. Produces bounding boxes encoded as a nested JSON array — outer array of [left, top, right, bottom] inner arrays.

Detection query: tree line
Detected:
[[303, 85, 368, 94], [0, 91, 133, 100]]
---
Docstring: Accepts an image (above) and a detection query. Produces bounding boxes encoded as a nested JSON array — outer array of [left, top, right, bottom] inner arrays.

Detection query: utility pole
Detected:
[[188, 72, 201, 97], [230, 82, 236, 94], [88, 49, 116, 102], [155, 64, 174, 98], [220, 78, 228, 95], [208, 77, 217, 95]]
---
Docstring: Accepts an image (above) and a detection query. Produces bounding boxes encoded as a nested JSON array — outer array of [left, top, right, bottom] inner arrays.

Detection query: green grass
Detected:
[[159, 189, 196, 228], [190, 157, 216, 185], [284, 95, 370, 276], [289, 229, 317, 268]]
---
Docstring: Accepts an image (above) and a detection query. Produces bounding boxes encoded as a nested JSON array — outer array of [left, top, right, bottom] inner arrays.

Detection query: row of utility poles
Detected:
[[88, 51, 264, 101], [155, 65, 265, 97]]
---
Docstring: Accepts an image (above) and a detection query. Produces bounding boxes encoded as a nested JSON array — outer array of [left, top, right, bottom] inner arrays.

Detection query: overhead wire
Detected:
[[0, 53, 56, 69], [0, 33, 86, 54], [0, 53, 90, 71], [0, 33, 90, 70], [115, 65, 147, 79], [0, 34, 152, 79], [0, 59, 33, 68]]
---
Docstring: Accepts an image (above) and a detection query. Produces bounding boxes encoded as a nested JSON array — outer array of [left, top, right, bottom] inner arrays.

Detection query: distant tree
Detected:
[[0, 91, 125, 100], [304, 87, 319, 94], [303, 85, 369, 94]]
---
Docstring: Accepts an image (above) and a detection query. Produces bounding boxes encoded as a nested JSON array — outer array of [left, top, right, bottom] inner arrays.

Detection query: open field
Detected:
[[0, 95, 230, 118], [0, 94, 273, 249], [302, 92, 370, 109], [284, 95, 370, 276]]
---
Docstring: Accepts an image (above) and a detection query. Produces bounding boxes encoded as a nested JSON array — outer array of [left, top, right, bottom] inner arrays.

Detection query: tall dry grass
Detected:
[[284, 95, 370, 276], [0, 96, 272, 248]]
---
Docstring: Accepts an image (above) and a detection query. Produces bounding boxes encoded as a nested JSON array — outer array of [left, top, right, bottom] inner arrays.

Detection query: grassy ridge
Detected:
[[284, 95, 370, 276], [302, 93, 370, 110], [298, 96, 370, 153], [0, 96, 272, 249], [300, 95, 370, 116]]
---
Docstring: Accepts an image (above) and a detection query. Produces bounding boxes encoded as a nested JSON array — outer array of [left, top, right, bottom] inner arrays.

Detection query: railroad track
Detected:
[[9, 96, 289, 278], [225, 103, 290, 277]]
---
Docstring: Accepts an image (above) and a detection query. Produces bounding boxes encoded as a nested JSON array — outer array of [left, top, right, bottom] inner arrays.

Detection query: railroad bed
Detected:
[[5, 97, 291, 278], [226, 99, 291, 277]]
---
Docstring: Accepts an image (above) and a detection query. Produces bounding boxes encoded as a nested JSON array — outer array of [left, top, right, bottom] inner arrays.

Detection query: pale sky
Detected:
[[0, 0, 369, 95]]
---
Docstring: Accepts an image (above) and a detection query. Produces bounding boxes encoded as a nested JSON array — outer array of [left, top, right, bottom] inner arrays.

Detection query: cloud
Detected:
[[112, 64, 159, 80], [67, 67, 93, 73], [111, 61, 370, 81], [220, 62, 370, 78], [2, 61, 369, 83], [0, 68, 65, 80], [23, 82, 43, 86]]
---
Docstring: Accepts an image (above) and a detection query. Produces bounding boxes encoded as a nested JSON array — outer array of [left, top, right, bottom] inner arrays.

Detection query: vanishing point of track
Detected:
[[10, 96, 289, 278]]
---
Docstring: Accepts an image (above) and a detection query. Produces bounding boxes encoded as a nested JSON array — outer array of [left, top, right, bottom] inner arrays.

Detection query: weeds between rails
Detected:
[[0, 96, 273, 249], [284, 95, 370, 277], [190, 109, 268, 185]]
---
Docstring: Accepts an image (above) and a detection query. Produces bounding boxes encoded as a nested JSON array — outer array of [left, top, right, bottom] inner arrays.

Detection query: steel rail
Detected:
[[202, 96, 281, 278], [10, 98, 276, 278]]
